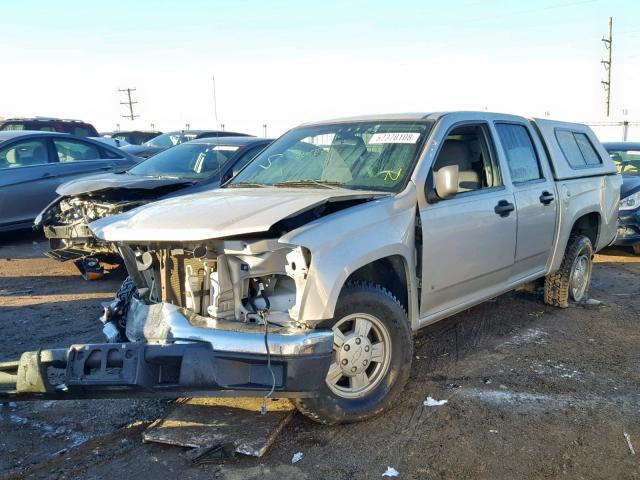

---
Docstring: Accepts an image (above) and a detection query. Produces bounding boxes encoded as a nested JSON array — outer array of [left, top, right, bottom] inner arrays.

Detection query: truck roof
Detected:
[[302, 111, 537, 125]]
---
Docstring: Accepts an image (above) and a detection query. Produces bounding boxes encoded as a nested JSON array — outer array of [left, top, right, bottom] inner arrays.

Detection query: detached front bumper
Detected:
[[0, 302, 333, 401]]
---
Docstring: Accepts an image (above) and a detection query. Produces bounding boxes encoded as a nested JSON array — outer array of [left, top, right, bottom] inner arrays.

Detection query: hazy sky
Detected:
[[1, 0, 639, 139]]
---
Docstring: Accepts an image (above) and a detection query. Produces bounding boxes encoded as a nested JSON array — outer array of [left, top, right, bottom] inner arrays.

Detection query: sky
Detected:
[[1, 0, 639, 140]]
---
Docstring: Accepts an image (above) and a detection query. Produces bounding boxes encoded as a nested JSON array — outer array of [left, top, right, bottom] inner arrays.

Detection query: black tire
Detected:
[[633, 244, 640, 256], [293, 282, 413, 425], [544, 235, 593, 308]]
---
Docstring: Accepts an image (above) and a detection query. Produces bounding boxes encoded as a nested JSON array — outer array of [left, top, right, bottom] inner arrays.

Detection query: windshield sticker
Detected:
[[368, 132, 420, 144]]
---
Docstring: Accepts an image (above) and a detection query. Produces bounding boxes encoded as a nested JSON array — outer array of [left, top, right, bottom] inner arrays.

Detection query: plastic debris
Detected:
[[489, 430, 499, 434], [624, 432, 636, 455], [382, 466, 399, 477], [292, 451, 303, 463], [423, 396, 448, 407]]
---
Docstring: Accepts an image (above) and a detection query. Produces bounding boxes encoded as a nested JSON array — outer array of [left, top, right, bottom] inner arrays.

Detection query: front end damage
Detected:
[[0, 237, 334, 400], [38, 195, 147, 263]]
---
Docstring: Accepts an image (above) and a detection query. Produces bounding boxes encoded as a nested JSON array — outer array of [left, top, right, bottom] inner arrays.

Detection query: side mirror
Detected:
[[434, 165, 459, 199]]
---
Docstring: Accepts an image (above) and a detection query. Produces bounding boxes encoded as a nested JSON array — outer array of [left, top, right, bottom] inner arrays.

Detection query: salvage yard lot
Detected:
[[1, 231, 639, 480]]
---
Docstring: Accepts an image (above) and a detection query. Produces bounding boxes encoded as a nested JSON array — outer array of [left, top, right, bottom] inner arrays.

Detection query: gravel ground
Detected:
[[0, 229, 638, 479]]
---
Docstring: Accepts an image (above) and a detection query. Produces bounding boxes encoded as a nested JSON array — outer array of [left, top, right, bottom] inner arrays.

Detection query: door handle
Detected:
[[539, 191, 555, 205], [494, 200, 515, 217]]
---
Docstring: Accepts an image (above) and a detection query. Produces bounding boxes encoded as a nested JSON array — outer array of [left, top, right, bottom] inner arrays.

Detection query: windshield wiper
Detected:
[[272, 179, 344, 189], [226, 182, 266, 188]]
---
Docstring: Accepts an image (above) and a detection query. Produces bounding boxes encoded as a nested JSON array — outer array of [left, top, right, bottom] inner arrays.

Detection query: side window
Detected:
[[556, 130, 603, 168], [101, 147, 124, 159], [574, 133, 602, 166], [432, 124, 501, 194], [495, 123, 542, 183], [53, 139, 101, 162], [71, 127, 91, 137], [0, 123, 25, 131], [0, 139, 49, 169]]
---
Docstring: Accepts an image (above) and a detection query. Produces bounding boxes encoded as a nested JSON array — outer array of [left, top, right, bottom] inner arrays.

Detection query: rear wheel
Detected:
[[293, 283, 412, 425], [544, 235, 593, 308]]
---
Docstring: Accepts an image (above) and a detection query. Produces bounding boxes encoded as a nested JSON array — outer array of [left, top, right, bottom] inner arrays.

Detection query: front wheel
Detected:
[[293, 283, 413, 425], [544, 235, 593, 308]]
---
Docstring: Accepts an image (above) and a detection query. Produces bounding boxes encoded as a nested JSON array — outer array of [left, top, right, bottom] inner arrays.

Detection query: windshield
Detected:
[[608, 149, 640, 176], [144, 132, 199, 148], [229, 121, 431, 192], [129, 143, 240, 179]]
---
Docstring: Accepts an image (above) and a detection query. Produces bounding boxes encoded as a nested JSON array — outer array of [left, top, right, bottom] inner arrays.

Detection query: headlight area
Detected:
[[619, 191, 640, 211], [121, 239, 312, 330]]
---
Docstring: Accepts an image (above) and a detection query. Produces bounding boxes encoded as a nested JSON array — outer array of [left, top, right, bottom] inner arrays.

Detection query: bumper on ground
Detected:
[[0, 309, 334, 401]]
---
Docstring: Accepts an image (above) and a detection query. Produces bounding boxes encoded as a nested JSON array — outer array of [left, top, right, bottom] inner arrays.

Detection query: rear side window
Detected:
[[495, 123, 542, 183], [53, 139, 101, 162], [555, 130, 603, 169], [0, 123, 25, 131], [0, 139, 50, 168]]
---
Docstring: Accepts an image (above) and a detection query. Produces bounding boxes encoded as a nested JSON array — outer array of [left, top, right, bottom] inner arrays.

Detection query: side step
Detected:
[[0, 341, 332, 401]]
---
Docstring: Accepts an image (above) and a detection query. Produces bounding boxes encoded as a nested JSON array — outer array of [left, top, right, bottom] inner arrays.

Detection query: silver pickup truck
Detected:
[[0, 112, 621, 425]]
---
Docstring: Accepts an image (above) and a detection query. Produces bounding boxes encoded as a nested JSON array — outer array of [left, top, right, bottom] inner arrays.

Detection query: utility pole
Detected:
[[220, 123, 225, 132], [601, 17, 612, 117], [262, 124, 267, 137], [118, 88, 139, 121]]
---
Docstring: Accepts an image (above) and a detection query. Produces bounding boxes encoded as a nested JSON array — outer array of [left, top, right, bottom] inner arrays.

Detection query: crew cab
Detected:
[[0, 112, 621, 426]]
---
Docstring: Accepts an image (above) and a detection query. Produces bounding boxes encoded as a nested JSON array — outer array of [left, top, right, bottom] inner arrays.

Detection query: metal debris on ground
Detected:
[[291, 451, 303, 463], [624, 432, 636, 455], [423, 396, 448, 407], [382, 466, 400, 477], [144, 397, 295, 458]]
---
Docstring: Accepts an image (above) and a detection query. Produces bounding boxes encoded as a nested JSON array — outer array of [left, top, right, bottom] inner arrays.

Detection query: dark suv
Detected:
[[0, 118, 99, 137]]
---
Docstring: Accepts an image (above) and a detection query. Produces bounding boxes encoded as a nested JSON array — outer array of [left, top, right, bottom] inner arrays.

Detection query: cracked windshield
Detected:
[[230, 121, 431, 192]]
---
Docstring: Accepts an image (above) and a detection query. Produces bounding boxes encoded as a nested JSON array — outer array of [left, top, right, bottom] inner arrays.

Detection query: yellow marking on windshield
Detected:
[[379, 168, 402, 181]]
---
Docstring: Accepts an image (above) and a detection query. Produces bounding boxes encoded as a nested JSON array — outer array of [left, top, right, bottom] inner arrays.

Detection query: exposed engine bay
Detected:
[[104, 238, 312, 342], [38, 185, 187, 263]]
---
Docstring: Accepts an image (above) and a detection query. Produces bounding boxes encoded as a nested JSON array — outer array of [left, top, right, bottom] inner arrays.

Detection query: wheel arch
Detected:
[[550, 209, 601, 272]]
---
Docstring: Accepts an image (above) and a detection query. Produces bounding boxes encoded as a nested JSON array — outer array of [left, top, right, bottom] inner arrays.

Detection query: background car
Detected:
[[0, 117, 99, 137], [0, 131, 139, 232], [603, 141, 640, 254], [37, 136, 273, 277], [121, 129, 252, 159], [103, 130, 163, 145]]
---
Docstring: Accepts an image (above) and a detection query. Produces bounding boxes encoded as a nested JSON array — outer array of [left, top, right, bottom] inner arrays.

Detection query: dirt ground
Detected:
[[1, 229, 638, 480]]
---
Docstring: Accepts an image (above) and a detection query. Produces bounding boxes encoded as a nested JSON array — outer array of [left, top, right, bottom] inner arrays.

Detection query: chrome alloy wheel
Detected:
[[325, 313, 392, 399], [570, 253, 591, 301]]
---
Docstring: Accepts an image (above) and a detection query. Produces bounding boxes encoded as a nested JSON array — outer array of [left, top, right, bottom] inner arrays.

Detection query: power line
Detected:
[[118, 88, 139, 121], [601, 17, 612, 117]]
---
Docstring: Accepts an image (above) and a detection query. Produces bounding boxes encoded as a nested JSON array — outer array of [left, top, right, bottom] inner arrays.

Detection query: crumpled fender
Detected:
[[280, 183, 419, 326]]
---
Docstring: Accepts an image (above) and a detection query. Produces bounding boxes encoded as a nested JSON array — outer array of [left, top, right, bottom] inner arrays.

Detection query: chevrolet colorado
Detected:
[[0, 112, 621, 425]]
